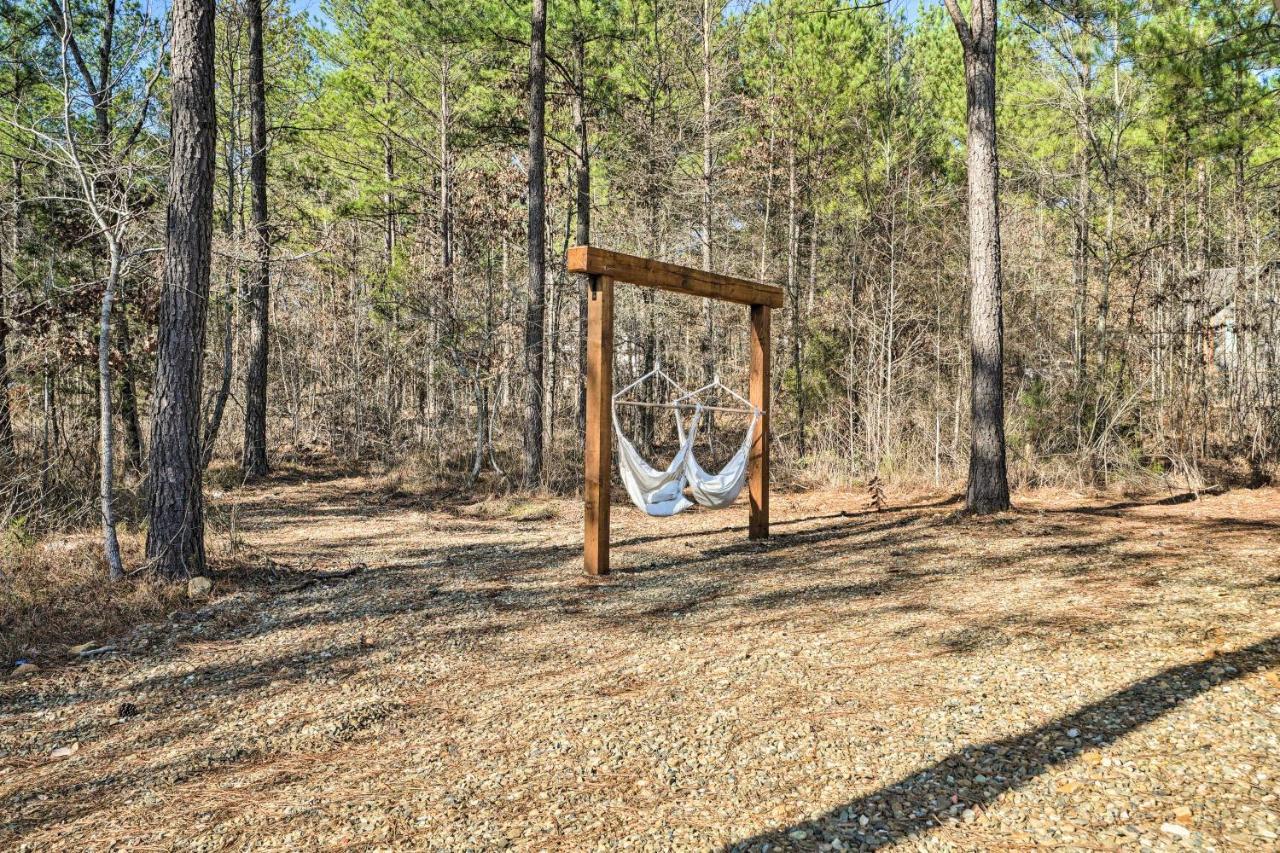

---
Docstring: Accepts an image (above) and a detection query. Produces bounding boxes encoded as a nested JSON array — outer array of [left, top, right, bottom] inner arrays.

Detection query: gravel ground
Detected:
[[1, 476, 1278, 851]]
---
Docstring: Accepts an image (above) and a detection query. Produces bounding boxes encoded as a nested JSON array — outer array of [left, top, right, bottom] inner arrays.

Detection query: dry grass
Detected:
[[0, 533, 184, 664], [460, 494, 562, 522], [0, 513, 256, 665]]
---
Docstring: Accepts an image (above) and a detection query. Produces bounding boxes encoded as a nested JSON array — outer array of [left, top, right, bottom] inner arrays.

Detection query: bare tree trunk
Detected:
[[523, 0, 547, 488], [469, 374, 487, 484], [1071, 86, 1091, 390], [758, 121, 775, 283], [116, 308, 144, 471], [203, 113, 239, 469], [471, 253, 497, 482], [945, 0, 1010, 514], [242, 0, 269, 478], [547, 211, 566, 447], [641, 194, 658, 450], [0, 283, 11, 459], [99, 248, 125, 580], [383, 75, 395, 265], [1095, 54, 1120, 376], [203, 272, 235, 469], [440, 54, 453, 286], [146, 0, 216, 579], [84, 0, 146, 475], [203, 24, 241, 468], [573, 28, 589, 440], [803, 207, 819, 455], [786, 138, 803, 458], [41, 258, 56, 490], [0, 164, 17, 459], [699, 0, 715, 390]]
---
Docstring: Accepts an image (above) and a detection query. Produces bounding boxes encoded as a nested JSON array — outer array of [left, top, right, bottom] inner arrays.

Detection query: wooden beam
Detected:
[[584, 274, 614, 575], [749, 304, 770, 539], [567, 246, 784, 309]]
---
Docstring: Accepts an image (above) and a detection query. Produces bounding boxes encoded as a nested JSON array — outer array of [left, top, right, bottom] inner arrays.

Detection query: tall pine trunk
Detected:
[[440, 55, 453, 287], [1071, 72, 1091, 394], [146, 0, 216, 578], [945, 0, 1010, 514], [699, 0, 715, 390], [0, 170, 16, 459], [786, 138, 803, 458], [573, 28, 589, 440], [0, 284, 11, 459], [202, 35, 243, 468], [242, 0, 270, 478], [523, 0, 547, 488]]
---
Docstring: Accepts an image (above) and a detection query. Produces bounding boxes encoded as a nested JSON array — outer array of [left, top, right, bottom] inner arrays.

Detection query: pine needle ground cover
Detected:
[[2, 477, 1278, 850]]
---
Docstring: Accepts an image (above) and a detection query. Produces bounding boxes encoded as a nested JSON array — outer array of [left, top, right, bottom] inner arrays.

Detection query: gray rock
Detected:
[[187, 576, 214, 599]]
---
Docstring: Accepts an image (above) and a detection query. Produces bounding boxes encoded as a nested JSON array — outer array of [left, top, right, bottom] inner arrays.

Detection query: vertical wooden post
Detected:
[[584, 274, 614, 574], [749, 304, 770, 539]]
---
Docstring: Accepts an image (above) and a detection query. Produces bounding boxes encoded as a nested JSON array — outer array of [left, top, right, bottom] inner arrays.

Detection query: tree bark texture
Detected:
[[700, 0, 716, 391], [0, 290, 11, 458], [573, 31, 590, 440], [945, 0, 1011, 514], [100, 250, 125, 580], [0, 174, 16, 458], [440, 55, 453, 287], [116, 309, 144, 471], [202, 89, 241, 469], [523, 0, 547, 488], [242, 0, 270, 478], [146, 0, 216, 578]]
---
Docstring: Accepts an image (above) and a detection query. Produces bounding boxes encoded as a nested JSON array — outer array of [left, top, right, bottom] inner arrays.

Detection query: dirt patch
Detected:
[[1, 478, 1278, 850]]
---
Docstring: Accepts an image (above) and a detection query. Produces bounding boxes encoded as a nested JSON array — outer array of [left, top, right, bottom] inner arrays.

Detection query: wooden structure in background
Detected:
[[567, 246, 783, 576]]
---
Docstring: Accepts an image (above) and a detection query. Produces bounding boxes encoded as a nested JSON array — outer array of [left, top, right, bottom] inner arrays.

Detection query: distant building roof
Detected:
[[1181, 263, 1279, 315]]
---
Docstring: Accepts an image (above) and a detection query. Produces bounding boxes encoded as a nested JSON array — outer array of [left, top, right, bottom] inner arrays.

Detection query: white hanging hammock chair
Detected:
[[673, 378, 761, 509], [611, 367, 704, 516]]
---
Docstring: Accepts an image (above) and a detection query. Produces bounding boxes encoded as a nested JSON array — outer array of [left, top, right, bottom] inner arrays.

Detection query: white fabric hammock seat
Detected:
[[612, 370, 761, 516], [673, 379, 761, 509], [611, 368, 704, 516]]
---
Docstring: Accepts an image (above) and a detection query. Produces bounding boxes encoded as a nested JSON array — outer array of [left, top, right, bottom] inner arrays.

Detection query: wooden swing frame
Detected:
[[568, 246, 784, 576]]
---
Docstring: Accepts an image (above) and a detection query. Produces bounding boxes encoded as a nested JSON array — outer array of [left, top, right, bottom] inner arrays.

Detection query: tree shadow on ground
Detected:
[[605, 493, 963, 548], [68, 493, 1266, 713], [725, 635, 1280, 852], [1051, 488, 1227, 516]]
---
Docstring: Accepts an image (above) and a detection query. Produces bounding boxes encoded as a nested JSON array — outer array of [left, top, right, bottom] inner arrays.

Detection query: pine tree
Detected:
[[146, 0, 217, 579], [944, 0, 1011, 513]]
